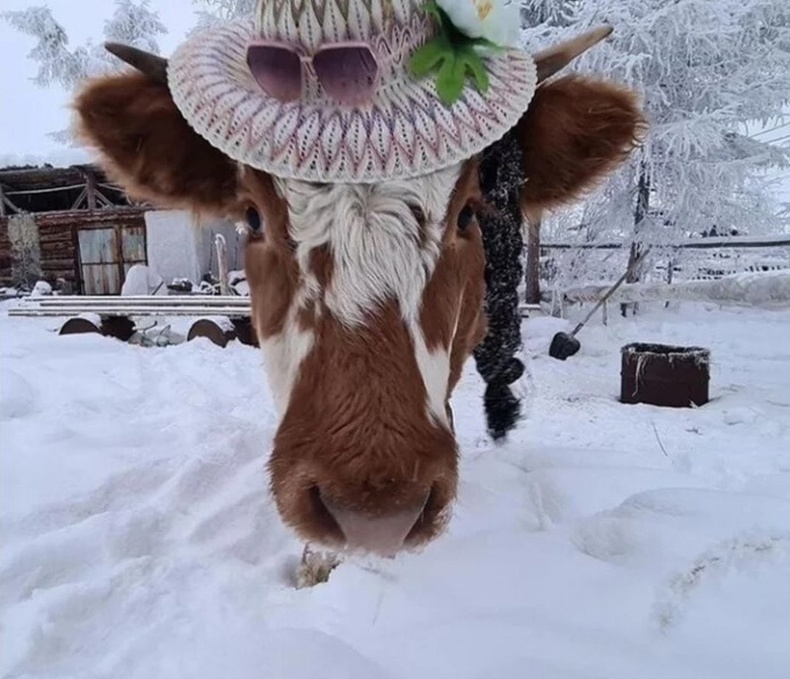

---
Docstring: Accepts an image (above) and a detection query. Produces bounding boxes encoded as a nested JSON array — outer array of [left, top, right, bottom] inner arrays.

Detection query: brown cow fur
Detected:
[[245, 163, 485, 549], [268, 299, 460, 548], [73, 72, 242, 218], [517, 75, 648, 213]]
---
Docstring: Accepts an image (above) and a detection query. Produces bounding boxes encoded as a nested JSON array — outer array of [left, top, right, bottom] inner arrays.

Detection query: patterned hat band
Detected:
[[253, 0, 434, 49], [167, 0, 537, 183]]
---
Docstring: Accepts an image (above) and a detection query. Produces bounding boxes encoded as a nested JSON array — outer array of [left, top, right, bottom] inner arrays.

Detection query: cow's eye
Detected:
[[245, 206, 262, 232], [457, 205, 475, 231]]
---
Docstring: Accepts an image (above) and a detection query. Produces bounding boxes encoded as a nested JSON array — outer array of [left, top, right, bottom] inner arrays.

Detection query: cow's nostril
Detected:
[[319, 489, 429, 557], [307, 485, 344, 543], [405, 483, 440, 543]]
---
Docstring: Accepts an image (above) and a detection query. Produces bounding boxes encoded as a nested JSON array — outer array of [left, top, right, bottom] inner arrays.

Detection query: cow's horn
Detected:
[[104, 42, 169, 85], [533, 25, 613, 83]]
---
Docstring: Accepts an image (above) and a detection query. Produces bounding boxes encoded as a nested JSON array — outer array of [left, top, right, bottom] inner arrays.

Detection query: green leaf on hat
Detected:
[[461, 45, 489, 93], [409, 38, 449, 77], [409, 0, 502, 105], [435, 51, 466, 105]]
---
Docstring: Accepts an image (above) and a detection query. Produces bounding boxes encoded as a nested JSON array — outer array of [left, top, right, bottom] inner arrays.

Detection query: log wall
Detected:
[[0, 208, 147, 290]]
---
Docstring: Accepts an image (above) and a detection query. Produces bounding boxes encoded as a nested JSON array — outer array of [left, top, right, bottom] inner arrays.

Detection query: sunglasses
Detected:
[[246, 40, 379, 105]]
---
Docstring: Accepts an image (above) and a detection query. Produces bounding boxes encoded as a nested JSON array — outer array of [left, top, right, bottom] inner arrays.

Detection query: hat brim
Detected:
[[168, 19, 537, 184]]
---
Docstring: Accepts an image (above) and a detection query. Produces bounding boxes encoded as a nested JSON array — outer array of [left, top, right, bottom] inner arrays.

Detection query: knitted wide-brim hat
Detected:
[[166, 0, 537, 184]]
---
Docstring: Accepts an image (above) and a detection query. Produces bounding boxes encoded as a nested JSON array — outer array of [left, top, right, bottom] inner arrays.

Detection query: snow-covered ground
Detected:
[[2, 300, 789, 679]]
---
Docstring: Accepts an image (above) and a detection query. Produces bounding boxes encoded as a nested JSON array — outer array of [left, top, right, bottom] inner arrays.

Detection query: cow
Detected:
[[72, 0, 646, 557]]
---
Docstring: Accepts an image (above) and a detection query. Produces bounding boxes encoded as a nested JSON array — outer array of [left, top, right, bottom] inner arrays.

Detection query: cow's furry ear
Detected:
[[517, 75, 647, 212], [73, 72, 242, 218]]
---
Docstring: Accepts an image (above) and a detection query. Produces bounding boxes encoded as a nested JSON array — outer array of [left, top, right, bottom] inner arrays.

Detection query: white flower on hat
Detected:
[[434, 0, 521, 49], [409, 0, 523, 105]]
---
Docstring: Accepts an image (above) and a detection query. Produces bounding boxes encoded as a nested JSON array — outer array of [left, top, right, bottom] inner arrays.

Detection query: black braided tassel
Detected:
[[474, 126, 527, 442]]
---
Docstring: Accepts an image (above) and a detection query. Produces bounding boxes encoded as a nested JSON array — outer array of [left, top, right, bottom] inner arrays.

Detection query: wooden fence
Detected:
[[535, 234, 790, 315], [540, 234, 790, 250]]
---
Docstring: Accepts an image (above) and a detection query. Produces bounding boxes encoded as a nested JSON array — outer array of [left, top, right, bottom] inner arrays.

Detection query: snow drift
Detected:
[[2, 301, 790, 679]]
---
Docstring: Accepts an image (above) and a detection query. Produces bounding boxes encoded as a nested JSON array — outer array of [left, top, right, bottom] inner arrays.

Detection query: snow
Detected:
[[228, 270, 250, 296], [201, 315, 236, 333], [564, 268, 790, 306], [121, 264, 165, 296], [29, 281, 52, 297], [2, 299, 790, 678], [77, 312, 103, 327]]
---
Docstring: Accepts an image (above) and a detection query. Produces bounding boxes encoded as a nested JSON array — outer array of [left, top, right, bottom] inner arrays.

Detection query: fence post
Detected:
[[524, 210, 542, 304]]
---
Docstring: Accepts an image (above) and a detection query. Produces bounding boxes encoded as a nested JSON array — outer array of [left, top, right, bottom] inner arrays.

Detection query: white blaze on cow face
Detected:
[[258, 286, 316, 416], [267, 163, 465, 421], [410, 328, 453, 428]]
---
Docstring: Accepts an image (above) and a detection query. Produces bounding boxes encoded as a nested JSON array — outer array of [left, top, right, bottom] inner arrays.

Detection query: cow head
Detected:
[[73, 29, 645, 557]]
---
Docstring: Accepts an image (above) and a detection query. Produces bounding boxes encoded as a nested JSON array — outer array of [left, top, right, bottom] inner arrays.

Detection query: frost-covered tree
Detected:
[[585, 0, 789, 238], [1, 1, 167, 142], [191, 0, 256, 31], [3, 6, 92, 91], [8, 214, 43, 290], [3, 0, 261, 140], [518, 1, 581, 302], [104, 0, 168, 52], [521, 0, 577, 33], [534, 0, 790, 306]]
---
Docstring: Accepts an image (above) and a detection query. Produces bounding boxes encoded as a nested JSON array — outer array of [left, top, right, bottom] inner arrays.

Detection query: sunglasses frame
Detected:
[[246, 39, 381, 104]]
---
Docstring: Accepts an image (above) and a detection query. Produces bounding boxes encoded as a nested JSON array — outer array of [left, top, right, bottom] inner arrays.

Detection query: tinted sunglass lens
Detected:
[[246, 45, 302, 102], [313, 46, 377, 105]]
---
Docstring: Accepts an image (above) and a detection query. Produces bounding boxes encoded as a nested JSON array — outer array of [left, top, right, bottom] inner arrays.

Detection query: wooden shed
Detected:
[[0, 164, 148, 294]]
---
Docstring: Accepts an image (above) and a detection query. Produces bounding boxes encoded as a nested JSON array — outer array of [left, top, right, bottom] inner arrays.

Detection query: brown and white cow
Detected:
[[73, 30, 646, 557]]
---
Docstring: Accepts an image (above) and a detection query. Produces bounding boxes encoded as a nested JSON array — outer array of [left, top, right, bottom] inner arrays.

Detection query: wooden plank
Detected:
[[32, 207, 145, 228], [39, 242, 74, 255], [26, 304, 251, 312], [78, 228, 117, 265], [94, 189, 115, 208], [82, 264, 121, 295], [40, 258, 76, 269], [9, 305, 244, 312], [113, 225, 124, 292], [32, 295, 250, 306], [41, 248, 75, 262], [4, 183, 88, 196], [39, 232, 74, 245], [28, 302, 251, 310], [542, 235, 790, 250], [8, 306, 252, 317], [71, 187, 87, 210], [85, 171, 97, 210], [560, 271, 790, 306], [524, 213, 541, 304], [17, 296, 250, 310], [77, 227, 122, 295], [1, 191, 21, 215]]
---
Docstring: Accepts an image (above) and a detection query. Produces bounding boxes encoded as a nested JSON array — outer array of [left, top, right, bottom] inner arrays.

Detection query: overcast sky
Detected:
[[0, 0, 198, 164]]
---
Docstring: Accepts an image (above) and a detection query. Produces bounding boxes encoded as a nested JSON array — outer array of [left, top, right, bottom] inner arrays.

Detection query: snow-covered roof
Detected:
[[0, 161, 131, 214], [0, 147, 93, 171]]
